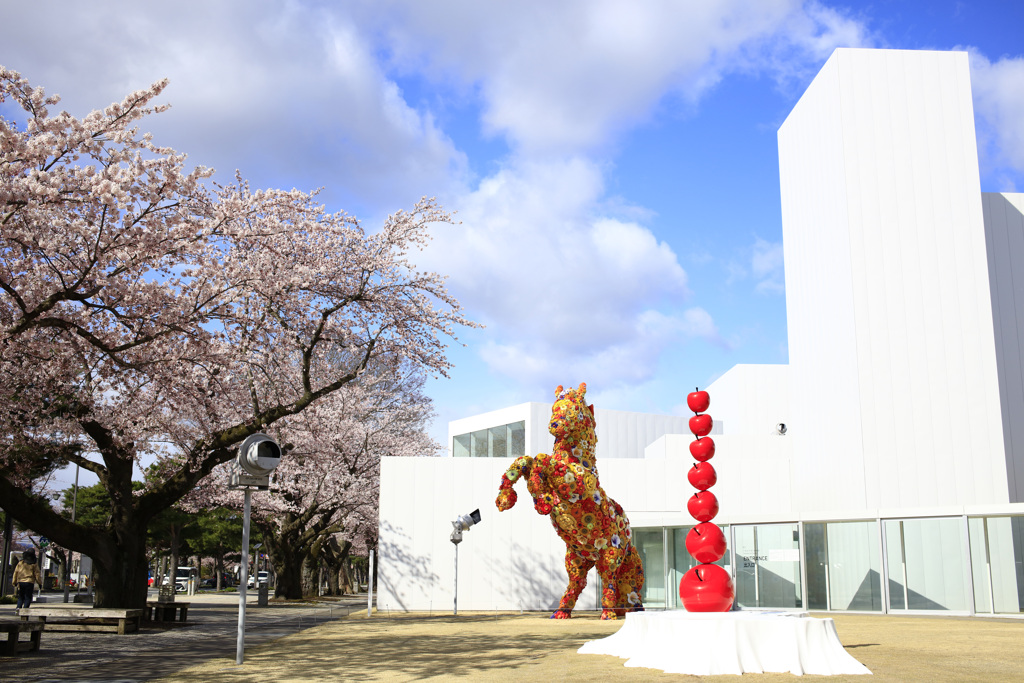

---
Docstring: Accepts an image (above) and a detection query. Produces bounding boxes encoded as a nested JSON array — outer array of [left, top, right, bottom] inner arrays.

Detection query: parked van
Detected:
[[247, 570, 270, 588], [174, 566, 196, 592]]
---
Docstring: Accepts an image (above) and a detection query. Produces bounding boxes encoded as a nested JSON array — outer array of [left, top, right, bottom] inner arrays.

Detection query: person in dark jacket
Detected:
[[13, 549, 42, 609]]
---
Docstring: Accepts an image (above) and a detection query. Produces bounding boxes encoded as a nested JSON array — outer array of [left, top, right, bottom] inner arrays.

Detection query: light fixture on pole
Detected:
[[450, 509, 481, 616], [228, 433, 283, 665]]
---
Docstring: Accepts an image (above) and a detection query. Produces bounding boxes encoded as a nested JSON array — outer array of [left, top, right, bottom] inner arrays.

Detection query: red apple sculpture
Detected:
[[679, 564, 735, 612], [687, 462, 717, 490], [680, 387, 735, 612], [686, 389, 710, 414], [687, 490, 719, 522], [685, 522, 727, 563], [689, 413, 713, 437], [689, 436, 715, 462]]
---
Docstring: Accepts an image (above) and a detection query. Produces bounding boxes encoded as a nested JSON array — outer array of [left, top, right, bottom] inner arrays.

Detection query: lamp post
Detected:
[[63, 463, 79, 603], [229, 434, 283, 666], [450, 509, 481, 616]]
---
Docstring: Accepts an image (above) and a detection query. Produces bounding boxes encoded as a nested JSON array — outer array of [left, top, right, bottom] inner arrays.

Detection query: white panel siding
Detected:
[[779, 50, 866, 512], [779, 48, 1009, 514], [593, 408, 688, 460], [706, 364, 789, 437], [983, 193, 1024, 503]]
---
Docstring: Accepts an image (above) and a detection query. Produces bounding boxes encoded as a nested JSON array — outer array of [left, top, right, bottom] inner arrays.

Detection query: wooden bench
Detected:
[[16, 607, 143, 635], [0, 621, 44, 656], [144, 601, 189, 623]]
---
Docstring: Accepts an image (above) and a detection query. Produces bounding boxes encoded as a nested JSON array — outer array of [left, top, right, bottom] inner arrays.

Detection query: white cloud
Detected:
[[348, 0, 873, 154], [968, 49, 1024, 186], [0, 0, 467, 208], [418, 157, 718, 390], [751, 238, 785, 294]]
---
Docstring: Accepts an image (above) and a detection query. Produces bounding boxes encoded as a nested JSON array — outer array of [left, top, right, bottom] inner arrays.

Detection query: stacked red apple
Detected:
[[678, 388, 735, 612]]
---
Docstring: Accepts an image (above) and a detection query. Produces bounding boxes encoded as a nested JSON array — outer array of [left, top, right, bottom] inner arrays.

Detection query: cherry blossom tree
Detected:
[[0, 67, 474, 608], [187, 357, 436, 599]]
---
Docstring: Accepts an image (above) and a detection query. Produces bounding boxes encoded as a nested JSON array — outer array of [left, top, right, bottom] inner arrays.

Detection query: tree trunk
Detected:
[[301, 555, 317, 598], [215, 554, 224, 591], [273, 551, 303, 599], [91, 529, 150, 609]]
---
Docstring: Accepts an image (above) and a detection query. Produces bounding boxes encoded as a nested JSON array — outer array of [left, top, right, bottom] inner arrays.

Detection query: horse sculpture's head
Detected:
[[496, 382, 599, 516], [548, 383, 595, 443]]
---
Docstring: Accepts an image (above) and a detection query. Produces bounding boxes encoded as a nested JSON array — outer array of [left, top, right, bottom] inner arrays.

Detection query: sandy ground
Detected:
[[153, 609, 1024, 683]]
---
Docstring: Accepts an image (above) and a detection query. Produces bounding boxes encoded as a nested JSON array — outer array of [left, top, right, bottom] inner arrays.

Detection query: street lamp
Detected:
[[450, 509, 481, 616], [228, 434, 283, 665]]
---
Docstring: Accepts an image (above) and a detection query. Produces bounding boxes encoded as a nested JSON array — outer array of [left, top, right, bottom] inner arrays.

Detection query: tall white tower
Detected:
[[778, 48, 1011, 511]]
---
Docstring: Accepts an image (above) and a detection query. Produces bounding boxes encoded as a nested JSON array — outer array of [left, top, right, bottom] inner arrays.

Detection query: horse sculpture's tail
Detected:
[[496, 455, 535, 511]]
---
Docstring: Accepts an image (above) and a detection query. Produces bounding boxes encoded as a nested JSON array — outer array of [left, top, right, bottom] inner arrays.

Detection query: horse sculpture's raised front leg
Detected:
[[495, 455, 534, 511]]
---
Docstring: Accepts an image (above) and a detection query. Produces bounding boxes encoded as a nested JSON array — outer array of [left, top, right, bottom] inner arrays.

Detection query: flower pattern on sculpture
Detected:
[[495, 382, 645, 620]]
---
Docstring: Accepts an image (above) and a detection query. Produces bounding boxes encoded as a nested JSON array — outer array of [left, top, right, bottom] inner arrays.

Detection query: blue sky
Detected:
[[2, 0, 1023, 471]]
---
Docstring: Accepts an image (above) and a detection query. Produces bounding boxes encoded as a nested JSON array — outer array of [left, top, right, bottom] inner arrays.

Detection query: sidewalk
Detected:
[[0, 591, 364, 681]]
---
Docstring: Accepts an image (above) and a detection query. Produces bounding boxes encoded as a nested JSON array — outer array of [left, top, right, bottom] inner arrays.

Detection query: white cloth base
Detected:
[[578, 610, 871, 676]]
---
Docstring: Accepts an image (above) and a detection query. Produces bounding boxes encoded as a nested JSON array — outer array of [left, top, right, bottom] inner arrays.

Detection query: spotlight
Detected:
[[450, 509, 481, 616], [776, 423, 787, 435], [450, 509, 481, 544]]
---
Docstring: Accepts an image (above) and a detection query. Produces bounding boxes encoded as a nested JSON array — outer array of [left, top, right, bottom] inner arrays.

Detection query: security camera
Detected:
[[776, 423, 787, 435]]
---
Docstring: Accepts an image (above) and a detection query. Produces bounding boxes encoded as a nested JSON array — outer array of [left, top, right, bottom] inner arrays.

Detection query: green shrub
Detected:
[[0, 595, 16, 605]]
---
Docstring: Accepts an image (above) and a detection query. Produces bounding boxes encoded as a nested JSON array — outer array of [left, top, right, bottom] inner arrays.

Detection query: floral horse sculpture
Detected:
[[495, 383, 645, 619]]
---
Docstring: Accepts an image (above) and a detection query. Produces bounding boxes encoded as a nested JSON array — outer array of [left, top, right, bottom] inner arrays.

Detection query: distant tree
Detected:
[[0, 67, 475, 608], [190, 507, 242, 590]]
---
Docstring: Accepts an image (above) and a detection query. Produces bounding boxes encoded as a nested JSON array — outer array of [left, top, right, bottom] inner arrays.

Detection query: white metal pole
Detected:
[[367, 549, 374, 617], [236, 489, 252, 665], [63, 464, 79, 603], [453, 543, 458, 616]]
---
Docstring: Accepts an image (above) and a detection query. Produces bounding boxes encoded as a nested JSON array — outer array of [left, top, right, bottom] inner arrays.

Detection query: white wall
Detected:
[[378, 456, 601, 613], [706, 364, 790, 437], [593, 408, 689, 459], [448, 402, 689, 461], [379, 432, 793, 612], [982, 193, 1024, 503], [779, 48, 1009, 513]]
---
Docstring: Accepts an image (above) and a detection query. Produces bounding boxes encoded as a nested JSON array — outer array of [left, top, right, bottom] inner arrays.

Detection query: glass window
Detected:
[[471, 429, 488, 458], [885, 518, 968, 611], [452, 433, 470, 458], [804, 523, 828, 610], [509, 421, 526, 457], [488, 425, 507, 458], [968, 515, 1024, 614], [734, 523, 802, 608], [634, 528, 665, 609], [826, 521, 882, 611]]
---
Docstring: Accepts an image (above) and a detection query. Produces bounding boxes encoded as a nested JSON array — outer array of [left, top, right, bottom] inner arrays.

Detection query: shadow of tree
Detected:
[[377, 519, 440, 612]]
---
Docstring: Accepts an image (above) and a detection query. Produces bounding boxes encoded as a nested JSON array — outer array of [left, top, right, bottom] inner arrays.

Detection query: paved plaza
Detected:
[[0, 591, 363, 681], [3, 594, 1024, 682]]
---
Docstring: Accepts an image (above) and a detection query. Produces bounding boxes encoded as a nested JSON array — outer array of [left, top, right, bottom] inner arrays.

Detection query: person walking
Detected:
[[13, 549, 42, 609]]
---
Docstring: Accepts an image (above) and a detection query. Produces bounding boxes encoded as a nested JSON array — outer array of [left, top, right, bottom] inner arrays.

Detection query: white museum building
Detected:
[[377, 48, 1024, 617]]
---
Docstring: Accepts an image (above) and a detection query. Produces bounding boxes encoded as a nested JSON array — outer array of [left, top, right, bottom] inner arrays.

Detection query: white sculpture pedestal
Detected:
[[578, 610, 871, 676]]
